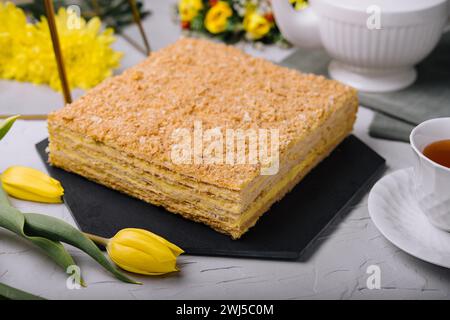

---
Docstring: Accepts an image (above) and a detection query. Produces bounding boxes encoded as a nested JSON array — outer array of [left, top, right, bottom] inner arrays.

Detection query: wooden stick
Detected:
[[44, 0, 72, 105], [128, 0, 151, 56], [91, 0, 101, 16], [119, 32, 147, 56]]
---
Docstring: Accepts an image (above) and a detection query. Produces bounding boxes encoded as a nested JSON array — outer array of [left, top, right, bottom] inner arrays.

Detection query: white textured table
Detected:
[[1, 0, 450, 300]]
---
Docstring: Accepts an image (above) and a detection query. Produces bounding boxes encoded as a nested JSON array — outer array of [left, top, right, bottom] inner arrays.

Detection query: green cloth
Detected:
[[280, 33, 450, 142]]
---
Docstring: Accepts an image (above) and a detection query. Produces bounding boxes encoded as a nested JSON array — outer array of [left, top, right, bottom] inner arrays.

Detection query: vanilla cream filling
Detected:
[[48, 102, 356, 238]]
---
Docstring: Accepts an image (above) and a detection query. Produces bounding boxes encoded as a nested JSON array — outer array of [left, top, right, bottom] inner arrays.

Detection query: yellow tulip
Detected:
[[105, 228, 184, 275], [205, 1, 233, 34], [243, 11, 272, 40], [1, 166, 64, 203], [178, 0, 204, 22]]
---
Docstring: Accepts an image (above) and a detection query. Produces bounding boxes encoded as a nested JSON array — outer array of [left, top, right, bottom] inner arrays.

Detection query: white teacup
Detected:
[[410, 118, 450, 231]]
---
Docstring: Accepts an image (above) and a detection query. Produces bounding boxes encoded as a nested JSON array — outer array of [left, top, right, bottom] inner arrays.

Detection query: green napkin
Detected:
[[280, 33, 450, 142]]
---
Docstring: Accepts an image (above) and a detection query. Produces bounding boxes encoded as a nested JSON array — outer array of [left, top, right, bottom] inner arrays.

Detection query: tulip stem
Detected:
[[83, 232, 110, 247]]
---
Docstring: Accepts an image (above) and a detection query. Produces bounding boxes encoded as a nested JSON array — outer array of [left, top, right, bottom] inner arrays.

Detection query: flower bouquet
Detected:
[[176, 0, 307, 46], [0, 2, 122, 92]]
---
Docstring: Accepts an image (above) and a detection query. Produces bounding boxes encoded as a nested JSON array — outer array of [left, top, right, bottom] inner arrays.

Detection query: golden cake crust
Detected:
[[48, 37, 357, 190]]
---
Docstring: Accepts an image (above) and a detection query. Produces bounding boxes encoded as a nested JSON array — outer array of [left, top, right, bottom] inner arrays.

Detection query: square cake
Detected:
[[48, 38, 358, 239]]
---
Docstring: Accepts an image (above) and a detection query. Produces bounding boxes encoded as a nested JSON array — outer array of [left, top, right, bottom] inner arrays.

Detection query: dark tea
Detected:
[[423, 139, 450, 169]]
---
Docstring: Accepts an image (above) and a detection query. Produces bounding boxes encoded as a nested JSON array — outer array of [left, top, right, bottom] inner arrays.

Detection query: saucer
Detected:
[[368, 168, 450, 268]]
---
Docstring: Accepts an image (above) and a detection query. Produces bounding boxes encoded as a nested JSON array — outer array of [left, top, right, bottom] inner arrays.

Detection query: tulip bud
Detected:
[[1, 166, 64, 203], [106, 228, 184, 275]]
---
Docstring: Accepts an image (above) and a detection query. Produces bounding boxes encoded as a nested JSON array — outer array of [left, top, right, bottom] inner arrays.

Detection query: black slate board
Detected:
[[36, 135, 385, 260]]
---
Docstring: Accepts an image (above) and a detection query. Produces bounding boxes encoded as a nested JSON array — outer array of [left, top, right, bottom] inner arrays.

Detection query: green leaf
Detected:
[[0, 182, 10, 208], [190, 13, 206, 32], [23, 212, 140, 285], [0, 186, 83, 285], [0, 115, 19, 141], [0, 282, 46, 300]]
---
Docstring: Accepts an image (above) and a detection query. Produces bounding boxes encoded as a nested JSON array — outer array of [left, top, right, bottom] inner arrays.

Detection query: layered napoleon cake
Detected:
[[48, 38, 358, 239]]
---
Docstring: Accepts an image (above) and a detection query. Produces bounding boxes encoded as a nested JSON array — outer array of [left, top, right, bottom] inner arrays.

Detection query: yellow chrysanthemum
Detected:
[[0, 2, 122, 91], [0, 2, 32, 79]]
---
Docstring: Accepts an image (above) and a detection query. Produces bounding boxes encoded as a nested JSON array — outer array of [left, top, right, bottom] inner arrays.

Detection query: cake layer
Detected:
[[49, 120, 351, 238], [48, 90, 356, 212], [48, 98, 356, 238]]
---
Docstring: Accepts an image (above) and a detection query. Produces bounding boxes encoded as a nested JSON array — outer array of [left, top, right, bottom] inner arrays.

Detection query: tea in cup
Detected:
[[410, 118, 450, 231]]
